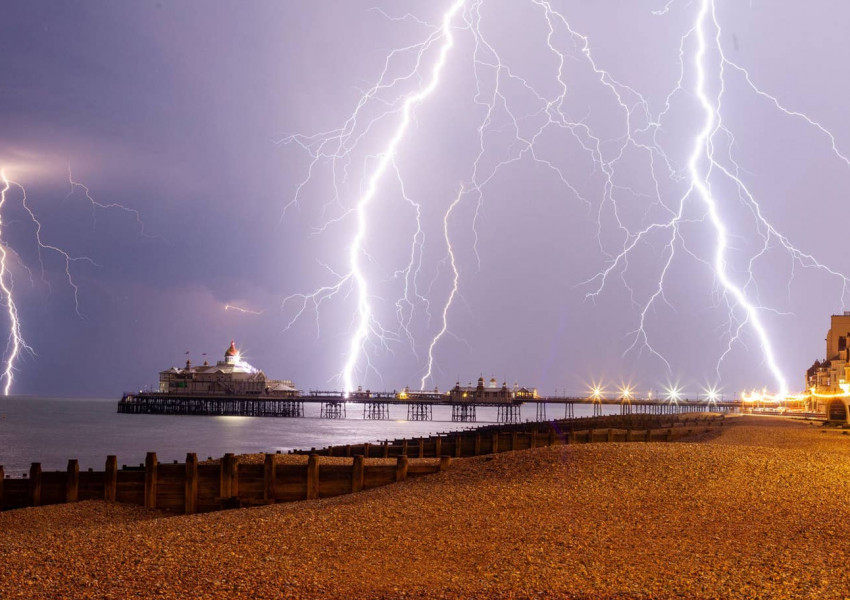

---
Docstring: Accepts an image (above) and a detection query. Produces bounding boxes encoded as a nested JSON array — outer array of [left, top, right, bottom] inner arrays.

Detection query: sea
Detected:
[[0, 396, 613, 475]]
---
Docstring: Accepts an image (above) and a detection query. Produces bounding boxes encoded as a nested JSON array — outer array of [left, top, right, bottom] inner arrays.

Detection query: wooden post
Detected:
[[531, 430, 538, 449], [455, 435, 462, 458], [29, 463, 42, 507], [666, 428, 674, 442], [382, 441, 389, 458], [185, 453, 198, 514], [418, 438, 425, 459], [434, 437, 442, 458], [474, 434, 482, 456], [363, 443, 371, 459], [510, 431, 518, 451], [548, 429, 556, 446], [645, 430, 651, 442], [345, 445, 352, 458], [439, 455, 451, 472], [104, 456, 117, 502], [402, 439, 408, 456], [144, 452, 157, 509], [261, 453, 276, 505], [66, 459, 79, 503], [626, 429, 633, 442], [607, 429, 614, 442], [352, 455, 365, 493], [395, 455, 409, 482], [220, 453, 237, 499], [306, 454, 319, 500], [492, 432, 499, 454], [0, 465, 4, 510]]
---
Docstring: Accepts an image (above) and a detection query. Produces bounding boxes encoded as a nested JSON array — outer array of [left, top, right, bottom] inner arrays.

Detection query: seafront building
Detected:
[[806, 313, 850, 422], [447, 377, 536, 403], [158, 341, 298, 397]]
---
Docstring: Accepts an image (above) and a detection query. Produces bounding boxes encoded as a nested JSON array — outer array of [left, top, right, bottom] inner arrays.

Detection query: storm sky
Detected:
[[1, 1, 848, 398]]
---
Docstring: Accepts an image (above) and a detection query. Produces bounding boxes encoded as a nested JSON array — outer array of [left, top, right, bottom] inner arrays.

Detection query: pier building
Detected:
[[806, 313, 850, 423], [158, 341, 298, 397], [447, 377, 536, 403]]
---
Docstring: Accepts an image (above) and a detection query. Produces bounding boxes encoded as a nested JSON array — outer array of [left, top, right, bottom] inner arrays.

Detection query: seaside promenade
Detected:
[[1, 415, 849, 599]]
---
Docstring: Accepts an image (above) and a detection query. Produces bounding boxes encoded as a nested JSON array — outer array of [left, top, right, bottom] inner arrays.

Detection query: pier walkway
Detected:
[[118, 390, 741, 422]]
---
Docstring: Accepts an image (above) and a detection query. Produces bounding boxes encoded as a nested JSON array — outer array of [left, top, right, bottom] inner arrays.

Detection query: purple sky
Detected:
[[0, 1, 848, 398]]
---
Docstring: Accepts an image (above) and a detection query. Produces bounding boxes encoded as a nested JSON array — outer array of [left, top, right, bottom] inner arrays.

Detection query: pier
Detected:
[[118, 390, 742, 422]]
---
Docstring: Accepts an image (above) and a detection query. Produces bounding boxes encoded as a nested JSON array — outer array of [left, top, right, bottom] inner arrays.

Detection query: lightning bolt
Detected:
[[689, 0, 788, 395], [338, 0, 466, 394], [14, 178, 98, 317], [225, 304, 264, 316], [0, 170, 32, 395], [282, 0, 849, 399], [282, 0, 466, 394], [576, 0, 850, 398], [0, 167, 149, 394], [67, 166, 153, 238], [420, 186, 463, 390]]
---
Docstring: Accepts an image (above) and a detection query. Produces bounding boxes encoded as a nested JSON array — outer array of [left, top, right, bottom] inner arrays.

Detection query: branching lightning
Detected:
[[420, 186, 463, 390], [15, 177, 98, 317], [0, 170, 31, 395], [281, 0, 850, 398], [0, 167, 148, 394], [67, 166, 153, 238], [282, 0, 466, 394]]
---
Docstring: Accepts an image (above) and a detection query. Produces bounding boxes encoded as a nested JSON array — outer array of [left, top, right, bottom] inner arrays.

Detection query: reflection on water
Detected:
[[0, 396, 613, 474]]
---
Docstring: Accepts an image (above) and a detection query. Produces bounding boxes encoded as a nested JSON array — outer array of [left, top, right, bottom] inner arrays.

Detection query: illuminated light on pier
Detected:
[[618, 386, 633, 402], [664, 386, 682, 403], [704, 387, 721, 403], [588, 384, 606, 401]]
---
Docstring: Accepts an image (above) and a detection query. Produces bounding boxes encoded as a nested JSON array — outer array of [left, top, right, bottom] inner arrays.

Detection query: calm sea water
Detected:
[[0, 396, 611, 475]]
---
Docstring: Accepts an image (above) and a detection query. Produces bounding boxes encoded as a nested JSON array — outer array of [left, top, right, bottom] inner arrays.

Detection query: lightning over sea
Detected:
[[5, 5, 850, 598], [280, 0, 850, 404]]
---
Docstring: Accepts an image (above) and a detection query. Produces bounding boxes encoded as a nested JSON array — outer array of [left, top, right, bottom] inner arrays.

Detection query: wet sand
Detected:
[[2, 415, 849, 599]]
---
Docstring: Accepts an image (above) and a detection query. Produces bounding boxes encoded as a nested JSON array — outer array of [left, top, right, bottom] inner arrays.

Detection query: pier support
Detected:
[[497, 404, 521, 424], [535, 402, 547, 421], [320, 401, 346, 419], [363, 402, 390, 420], [451, 403, 476, 422], [278, 400, 304, 417], [406, 402, 432, 421], [593, 399, 603, 417], [564, 403, 575, 419]]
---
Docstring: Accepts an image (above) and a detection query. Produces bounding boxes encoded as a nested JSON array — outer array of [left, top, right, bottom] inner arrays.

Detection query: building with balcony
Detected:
[[806, 313, 850, 423]]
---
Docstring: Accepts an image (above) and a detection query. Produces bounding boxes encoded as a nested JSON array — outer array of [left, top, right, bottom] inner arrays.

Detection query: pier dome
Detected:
[[225, 340, 238, 364]]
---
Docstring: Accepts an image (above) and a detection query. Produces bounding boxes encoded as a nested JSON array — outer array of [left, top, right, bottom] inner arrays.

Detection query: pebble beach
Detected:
[[2, 415, 850, 599]]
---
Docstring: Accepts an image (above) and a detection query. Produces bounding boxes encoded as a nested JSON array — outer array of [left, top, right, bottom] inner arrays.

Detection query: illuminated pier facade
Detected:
[[158, 341, 298, 397], [806, 313, 850, 423]]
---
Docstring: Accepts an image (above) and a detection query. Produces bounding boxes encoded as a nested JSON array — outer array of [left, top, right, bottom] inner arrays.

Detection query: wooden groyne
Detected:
[[294, 413, 724, 458], [0, 413, 722, 513], [0, 453, 445, 514]]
